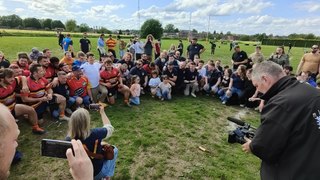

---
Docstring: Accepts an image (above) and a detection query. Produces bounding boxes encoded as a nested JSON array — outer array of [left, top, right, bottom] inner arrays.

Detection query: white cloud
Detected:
[[14, 8, 24, 13], [293, 1, 320, 12]]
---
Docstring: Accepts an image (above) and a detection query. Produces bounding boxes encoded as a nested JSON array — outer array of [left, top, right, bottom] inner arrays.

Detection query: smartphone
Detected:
[[41, 139, 72, 159], [89, 104, 100, 111]]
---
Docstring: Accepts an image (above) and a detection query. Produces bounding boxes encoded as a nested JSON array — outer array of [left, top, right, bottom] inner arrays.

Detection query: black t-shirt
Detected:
[[221, 76, 230, 88], [187, 43, 204, 60], [79, 38, 91, 53], [0, 59, 10, 69], [163, 68, 178, 81], [52, 83, 69, 99], [232, 51, 248, 70], [206, 69, 222, 86], [154, 57, 167, 73], [118, 60, 134, 70], [129, 67, 147, 84], [177, 68, 186, 85], [184, 68, 198, 81]]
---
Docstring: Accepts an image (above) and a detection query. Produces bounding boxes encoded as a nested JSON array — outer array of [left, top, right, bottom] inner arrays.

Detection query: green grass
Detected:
[[1, 34, 306, 179]]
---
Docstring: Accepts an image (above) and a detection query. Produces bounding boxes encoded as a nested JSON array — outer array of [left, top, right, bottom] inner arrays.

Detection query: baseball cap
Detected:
[[72, 65, 81, 71]]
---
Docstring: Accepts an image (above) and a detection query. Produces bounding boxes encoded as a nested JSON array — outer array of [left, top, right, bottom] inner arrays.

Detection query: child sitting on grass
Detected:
[[129, 75, 141, 105], [159, 75, 173, 101], [148, 70, 162, 99]]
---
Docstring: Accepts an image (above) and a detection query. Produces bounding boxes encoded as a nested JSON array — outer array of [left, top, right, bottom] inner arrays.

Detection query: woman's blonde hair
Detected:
[[68, 108, 91, 140]]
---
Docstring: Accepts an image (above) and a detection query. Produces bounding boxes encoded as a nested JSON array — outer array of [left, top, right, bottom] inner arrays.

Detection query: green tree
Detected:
[[42, 18, 52, 29], [97, 27, 111, 34], [140, 19, 163, 39], [51, 20, 65, 29], [164, 23, 175, 33], [65, 19, 77, 32], [79, 23, 90, 32], [0, 14, 23, 28], [23, 18, 41, 29]]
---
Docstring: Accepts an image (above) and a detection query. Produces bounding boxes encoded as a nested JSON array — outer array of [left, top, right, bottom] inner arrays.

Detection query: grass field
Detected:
[[0, 35, 307, 179]]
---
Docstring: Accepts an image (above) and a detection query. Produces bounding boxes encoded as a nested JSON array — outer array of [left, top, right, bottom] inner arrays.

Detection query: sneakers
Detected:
[[59, 115, 71, 121], [32, 126, 46, 135], [191, 93, 197, 98], [222, 101, 226, 105], [240, 104, 245, 108]]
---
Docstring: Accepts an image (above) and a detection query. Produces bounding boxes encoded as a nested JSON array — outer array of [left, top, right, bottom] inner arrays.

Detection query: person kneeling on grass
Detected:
[[67, 105, 118, 180], [129, 75, 141, 105]]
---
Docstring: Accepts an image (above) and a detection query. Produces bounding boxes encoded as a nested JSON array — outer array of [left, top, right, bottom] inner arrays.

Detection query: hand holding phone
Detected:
[[41, 139, 72, 159]]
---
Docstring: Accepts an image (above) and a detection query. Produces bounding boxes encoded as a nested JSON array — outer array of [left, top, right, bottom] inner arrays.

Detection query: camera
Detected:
[[227, 117, 256, 144]]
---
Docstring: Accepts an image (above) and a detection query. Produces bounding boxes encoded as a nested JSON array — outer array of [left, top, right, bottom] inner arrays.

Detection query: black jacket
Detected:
[[250, 76, 320, 180]]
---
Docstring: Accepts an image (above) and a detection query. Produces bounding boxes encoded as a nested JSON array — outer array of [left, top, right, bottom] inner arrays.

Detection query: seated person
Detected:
[[100, 59, 131, 106], [73, 51, 87, 67], [14, 53, 30, 76], [0, 68, 45, 134], [67, 65, 93, 108], [22, 64, 70, 121], [184, 62, 199, 97], [297, 71, 317, 87], [129, 60, 148, 93], [203, 62, 222, 95]]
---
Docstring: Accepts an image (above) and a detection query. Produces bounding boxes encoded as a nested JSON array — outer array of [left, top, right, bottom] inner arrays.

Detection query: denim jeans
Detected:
[[162, 90, 172, 100], [130, 96, 140, 105], [221, 87, 243, 102], [94, 146, 118, 180]]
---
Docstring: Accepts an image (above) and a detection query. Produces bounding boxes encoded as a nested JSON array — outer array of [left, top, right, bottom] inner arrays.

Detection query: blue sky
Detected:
[[1, 0, 320, 35]]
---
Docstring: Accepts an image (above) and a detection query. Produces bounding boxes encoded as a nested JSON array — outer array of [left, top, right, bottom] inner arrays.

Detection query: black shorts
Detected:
[[107, 87, 117, 97]]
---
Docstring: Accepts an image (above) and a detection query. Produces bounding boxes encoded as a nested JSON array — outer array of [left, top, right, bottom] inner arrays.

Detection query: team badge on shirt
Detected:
[[313, 110, 320, 129]]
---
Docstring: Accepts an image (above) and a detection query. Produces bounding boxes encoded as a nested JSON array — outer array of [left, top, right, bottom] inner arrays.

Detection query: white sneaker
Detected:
[[191, 93, 197, 98], [240, 104, 245, 108], [222, 101, 226, 105]]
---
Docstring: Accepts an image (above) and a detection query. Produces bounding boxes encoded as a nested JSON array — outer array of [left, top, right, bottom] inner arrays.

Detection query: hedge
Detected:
[[262, 39, 320, 48]]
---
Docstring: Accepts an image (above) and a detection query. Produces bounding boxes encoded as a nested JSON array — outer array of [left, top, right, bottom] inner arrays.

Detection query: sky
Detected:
[[1, 0, 320, 36]]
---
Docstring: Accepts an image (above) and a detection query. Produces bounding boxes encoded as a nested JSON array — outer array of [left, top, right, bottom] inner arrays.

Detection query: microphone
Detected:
[[227, 117, 246, 126]]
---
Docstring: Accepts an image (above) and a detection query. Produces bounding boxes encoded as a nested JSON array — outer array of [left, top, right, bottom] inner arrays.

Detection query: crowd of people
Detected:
[[1, 31, 320, 179]]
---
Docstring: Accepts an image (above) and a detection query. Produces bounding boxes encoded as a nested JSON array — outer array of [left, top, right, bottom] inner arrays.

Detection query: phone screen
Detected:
[[41, 139, 73, 159]]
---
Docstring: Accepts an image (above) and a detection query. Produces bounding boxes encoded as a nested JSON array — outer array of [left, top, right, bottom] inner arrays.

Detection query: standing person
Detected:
[[62, 34, 73, 52], [133, 38, 144, 60], [296, 45, 320, 78], [248, 45, 264, 66], [80, 32, 91, 54], [177, 39, 183, 56], [209, 41, 216, 55], [231, 45, 248, 71], [143, 34, 154, 61], [288, 42, 292, 54], [118, 37, 126, 59], [97, 34, 106, 61], [268, 46, 289, 67], [105, 35, 117, 58], [81, 53, 106, 103], [242, 61, 320, 180], [67, 106, 118, 180], [187, 38, 205, 61], [154, 39, 161, 59], [57, 31, 65, 50]]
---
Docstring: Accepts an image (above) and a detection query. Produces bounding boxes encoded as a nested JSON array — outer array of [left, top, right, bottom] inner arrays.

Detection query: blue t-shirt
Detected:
[[231, 73, 245, 90], [63, 37, 72, 51]]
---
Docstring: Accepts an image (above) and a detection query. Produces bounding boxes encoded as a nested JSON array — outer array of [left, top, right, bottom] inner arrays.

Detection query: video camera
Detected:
[[227, 117, 256, 144]]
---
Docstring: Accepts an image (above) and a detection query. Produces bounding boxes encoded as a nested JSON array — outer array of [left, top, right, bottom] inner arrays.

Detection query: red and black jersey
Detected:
[[0, 76, 26, 111], [43, 65, 56, 82], [16, 62, 30, 77], [100, 68, 120, 86], [67, 75, 91, 97], [27, 76, 50, 108]]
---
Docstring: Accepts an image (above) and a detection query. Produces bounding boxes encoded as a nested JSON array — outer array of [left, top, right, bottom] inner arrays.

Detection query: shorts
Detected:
[[107, 87, 117, 97]]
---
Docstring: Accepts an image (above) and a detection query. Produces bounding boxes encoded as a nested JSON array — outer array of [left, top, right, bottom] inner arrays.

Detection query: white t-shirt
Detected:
[[81, 62, 101, 88]]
